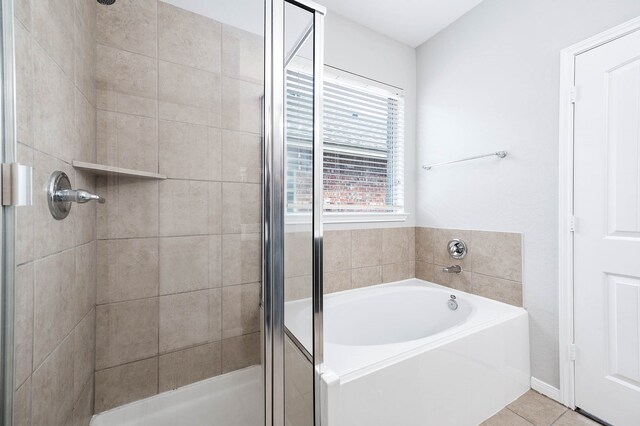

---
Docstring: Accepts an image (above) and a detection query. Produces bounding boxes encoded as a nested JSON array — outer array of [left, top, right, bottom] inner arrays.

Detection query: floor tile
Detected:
[[482, 408, 533, 425], [507, 391, 567, 426]]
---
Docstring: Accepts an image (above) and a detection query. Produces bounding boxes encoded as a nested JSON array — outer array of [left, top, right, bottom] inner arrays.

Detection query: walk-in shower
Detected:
[[0, 0, 325, 424]]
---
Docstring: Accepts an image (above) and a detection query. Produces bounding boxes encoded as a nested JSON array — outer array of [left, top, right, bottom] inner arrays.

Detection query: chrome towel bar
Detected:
[[422, 151, 507, 171]]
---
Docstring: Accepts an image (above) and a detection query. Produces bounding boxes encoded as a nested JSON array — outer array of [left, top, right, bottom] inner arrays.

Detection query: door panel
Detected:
[[574, 28, 640, 425]]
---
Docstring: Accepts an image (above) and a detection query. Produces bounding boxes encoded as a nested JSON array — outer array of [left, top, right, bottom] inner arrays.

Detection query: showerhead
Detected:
[[97, 0, 116, 5]]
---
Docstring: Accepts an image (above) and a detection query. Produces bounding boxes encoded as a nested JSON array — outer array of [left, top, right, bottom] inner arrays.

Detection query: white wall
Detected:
[[415, 0, 640, 388], [325, 13, 417, 229]]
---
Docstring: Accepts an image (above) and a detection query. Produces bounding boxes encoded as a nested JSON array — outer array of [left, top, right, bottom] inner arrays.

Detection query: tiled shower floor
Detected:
[[482, 390, 599, 426]]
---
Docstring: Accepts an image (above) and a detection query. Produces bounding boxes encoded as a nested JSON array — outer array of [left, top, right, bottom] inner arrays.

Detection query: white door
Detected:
[[574, 28, 640, 426]]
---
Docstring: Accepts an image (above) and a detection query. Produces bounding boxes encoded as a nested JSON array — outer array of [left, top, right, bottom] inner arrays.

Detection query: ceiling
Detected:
[[319, 0, 485, 47]]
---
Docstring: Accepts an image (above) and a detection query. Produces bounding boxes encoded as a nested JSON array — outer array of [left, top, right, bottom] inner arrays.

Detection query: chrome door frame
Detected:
[[263, 0, 325, 424], [1, 0, 17, 424]]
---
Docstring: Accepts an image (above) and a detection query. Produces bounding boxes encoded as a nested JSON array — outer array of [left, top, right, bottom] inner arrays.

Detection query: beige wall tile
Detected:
[[433, 228, 472, 271], [33, 153, 76, 258], [449, 271, 472, 293], [158, 60, 221, 127], [159, 290, 211, 353], [14, 263, 33, 389], [222, 283, 260, 339], [158, 2, 222, 73], [97, 110, 158, 172], [159, 236, 209, 294], [209, 289, 223, 342], [222, 233, 261, 286], [324, 230, 351, 272], [13, 377, 31, 426], [471, 231, 522, 282], [32, 0, 74, 77], [221, 77, 263, 134], [159, 120, 221, 181], [95, 298, 158, 370], [159, 180, 221, 237], [415, 261, 434, 282], [221, 130, 262, 183], [32, 43, 75, 162], [209, 236, 222, 288], [14, 0, 31, 30], [97, 90, 158, 118], [95, 357, 158, 413], [74, 91, 97, 162], [75, 0, 97, 106], [159, 342, 222, 392], [15, 22, 33, 147], [431, 264, 453, 287], [472, 273, 523, 307], [73, 309, 95, 402], [96, 44, 157, 100], [382, 227, 415, 264], [75, 241, 97, 324], [284, 231, 312, 278], [33, 250, 77, 369], [222, 183, 261, 234], [382, 261, 415, 283], [74, 171, 98, 246], [97, 238, 159, 304], [222, 332, 260, 373], [72, 375, 94, 426], [415, 227, 435, 263], [351, 229, 382, 268], [285, 275, 312, 301], [31, 334, 74, 426], [96, 177, 158, 239], [96, 0, 157, 57], [352, 266, 382, 289], [323, 270, 351, 294], [222, 25, 263, 84]]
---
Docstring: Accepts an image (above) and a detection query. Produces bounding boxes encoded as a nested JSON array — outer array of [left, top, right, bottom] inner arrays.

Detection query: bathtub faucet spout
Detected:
[[442, 265, 462, 274]]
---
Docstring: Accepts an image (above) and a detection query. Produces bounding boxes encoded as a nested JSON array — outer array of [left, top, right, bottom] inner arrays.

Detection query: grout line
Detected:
[[504, 407, 536, 425]]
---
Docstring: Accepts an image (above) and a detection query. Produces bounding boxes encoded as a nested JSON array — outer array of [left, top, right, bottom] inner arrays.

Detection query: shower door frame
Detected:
[[263, 0, 325, 424], [0, 0, 17, 424]]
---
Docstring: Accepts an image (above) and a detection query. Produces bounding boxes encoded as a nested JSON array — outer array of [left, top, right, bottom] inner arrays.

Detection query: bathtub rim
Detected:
[[286, 278, 528, 381]]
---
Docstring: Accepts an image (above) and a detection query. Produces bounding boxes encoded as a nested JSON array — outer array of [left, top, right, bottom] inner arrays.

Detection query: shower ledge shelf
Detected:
[[72, 161, 167, 180]]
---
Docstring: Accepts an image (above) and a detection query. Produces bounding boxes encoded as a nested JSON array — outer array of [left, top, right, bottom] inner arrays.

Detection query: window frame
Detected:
[[284, 64, 409, 224]]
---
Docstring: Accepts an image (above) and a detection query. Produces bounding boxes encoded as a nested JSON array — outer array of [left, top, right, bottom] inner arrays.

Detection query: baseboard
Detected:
[[530, 377, 561, 403]]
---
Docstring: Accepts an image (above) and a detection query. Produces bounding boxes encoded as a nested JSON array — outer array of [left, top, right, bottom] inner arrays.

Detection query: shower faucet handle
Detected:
[[48, 171, 106, 220], [56, 189, 105, 204]]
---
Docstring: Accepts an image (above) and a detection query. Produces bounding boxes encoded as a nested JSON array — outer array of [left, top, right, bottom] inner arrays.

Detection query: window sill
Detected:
[[285, 212, 409, 225]]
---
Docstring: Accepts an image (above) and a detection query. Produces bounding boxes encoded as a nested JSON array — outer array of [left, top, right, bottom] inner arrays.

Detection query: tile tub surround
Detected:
[[13, 0, 98, 425], [93, 0, 263, 413], [415, 227, 524, 307]]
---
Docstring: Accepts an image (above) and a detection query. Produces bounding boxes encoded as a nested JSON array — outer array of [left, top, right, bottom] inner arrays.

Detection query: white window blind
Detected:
[[285, 69, 405, 215]]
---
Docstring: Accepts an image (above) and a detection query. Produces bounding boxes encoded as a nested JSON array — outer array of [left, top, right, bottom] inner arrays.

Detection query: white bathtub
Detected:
[[285, 278, 530, 426]]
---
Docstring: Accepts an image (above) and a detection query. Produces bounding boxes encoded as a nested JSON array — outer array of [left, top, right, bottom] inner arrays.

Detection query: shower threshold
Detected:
[[90, 365, 263, 426]]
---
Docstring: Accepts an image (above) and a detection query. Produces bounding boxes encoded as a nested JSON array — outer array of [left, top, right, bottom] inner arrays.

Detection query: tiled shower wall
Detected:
[[13, 0, 98, 425], [92, 0, 264, 412]]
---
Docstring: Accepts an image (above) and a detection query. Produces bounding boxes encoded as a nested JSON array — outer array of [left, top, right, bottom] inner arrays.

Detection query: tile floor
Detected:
[[482, 390, 600, 426]]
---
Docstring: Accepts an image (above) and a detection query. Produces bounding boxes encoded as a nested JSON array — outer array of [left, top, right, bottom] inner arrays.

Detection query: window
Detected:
[[285, 68, 405, 220]]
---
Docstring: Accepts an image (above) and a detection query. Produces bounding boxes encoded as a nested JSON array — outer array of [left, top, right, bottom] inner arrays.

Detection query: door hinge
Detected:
[[569, 344, 577, 361], [569, 215, 577, 232], [2, 163, 33, 206], [570, 86, 578, 103]]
